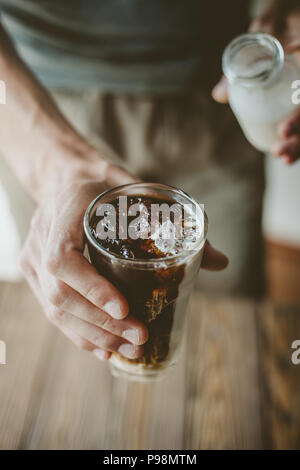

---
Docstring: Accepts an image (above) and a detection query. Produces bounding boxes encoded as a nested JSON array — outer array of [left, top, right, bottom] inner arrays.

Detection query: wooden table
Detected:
[[0, 281, 300, 450]]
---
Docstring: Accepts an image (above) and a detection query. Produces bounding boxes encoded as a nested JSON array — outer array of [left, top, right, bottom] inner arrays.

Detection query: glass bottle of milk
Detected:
[[222, 33, 299, 152]]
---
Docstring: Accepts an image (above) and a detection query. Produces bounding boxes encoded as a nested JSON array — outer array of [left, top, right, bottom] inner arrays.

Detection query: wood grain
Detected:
[[103, 339, 186, 450], [257, 301, 300, 450], [1, 280, 300, 449], [0, 281, 49, 449], [24, 333, 113, 450], [184, 295, 261, 449]]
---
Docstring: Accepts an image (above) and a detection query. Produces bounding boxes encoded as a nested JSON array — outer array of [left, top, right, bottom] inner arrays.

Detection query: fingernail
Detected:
[[103, 300, 123, 319], [118, 343, 136, 358], [93, 349, 108, 361], [122, 329, 140, 345]]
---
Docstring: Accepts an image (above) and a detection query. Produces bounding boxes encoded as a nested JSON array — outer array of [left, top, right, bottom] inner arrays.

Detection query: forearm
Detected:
[[0, 25, 101, 201]]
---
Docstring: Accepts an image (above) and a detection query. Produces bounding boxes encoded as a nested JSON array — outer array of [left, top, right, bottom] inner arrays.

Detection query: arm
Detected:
[[0, 24, 120, 199], [0, 23, 150, 360], [0, 24, 228, 360]]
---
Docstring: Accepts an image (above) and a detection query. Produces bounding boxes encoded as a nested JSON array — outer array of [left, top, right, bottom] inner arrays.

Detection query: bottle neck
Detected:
[[222, 33, 284, 87]]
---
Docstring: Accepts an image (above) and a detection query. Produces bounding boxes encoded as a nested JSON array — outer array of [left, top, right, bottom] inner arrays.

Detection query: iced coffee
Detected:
[[84, 183, 207, 382]]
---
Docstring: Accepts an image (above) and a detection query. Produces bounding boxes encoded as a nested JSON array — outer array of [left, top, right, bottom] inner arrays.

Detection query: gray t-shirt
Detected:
[[0, 0, 250, 94]]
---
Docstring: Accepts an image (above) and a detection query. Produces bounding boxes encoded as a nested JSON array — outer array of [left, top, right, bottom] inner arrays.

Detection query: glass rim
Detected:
[[222, 32, 284, 85], [83, 182, 208, 266]]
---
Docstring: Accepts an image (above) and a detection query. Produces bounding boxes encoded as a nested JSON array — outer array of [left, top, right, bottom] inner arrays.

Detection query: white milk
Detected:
[[223, 34, 300, 153]]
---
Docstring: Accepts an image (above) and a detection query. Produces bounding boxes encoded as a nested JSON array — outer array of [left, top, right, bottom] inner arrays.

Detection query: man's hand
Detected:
[[0, 23, 228, 361], [20, 162, 228, 361], [212, 0, 300, 165], [20, 164, 149, 361]]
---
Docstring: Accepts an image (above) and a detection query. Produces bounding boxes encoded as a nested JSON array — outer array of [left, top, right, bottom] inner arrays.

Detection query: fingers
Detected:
[[248, 9, 300, 166], [59, 324, 98, 351], [93, 349, 112, 361], [44, 248, 129, 320], [212, 76, 229, 104], [24, 265, 141, 360], [270, 109, 300, 164], [44, 182, 130, 320], [271, 135, 300, 163], [59, 324, 111, 360], [201, 240, 229, 272], [277, 107, 300, 139], [21, 238, 144, 360], [20, 254, 106, 360], [43, 278, 148, 345], [49, 309, 144, 359]]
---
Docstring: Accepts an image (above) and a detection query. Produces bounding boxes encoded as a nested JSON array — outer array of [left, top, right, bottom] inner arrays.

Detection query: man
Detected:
[[0, 0, 299, 361]]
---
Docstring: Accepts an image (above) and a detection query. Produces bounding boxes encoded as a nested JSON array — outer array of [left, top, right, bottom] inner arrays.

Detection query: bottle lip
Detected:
[[222, 32, 284, 86]]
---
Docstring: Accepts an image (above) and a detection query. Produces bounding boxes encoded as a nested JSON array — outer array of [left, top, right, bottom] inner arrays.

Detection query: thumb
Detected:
[[212, 75, 229, 104]]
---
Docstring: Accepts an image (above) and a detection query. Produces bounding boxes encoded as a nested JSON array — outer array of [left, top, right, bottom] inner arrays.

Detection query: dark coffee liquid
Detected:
[[88, 196, 186, 367]]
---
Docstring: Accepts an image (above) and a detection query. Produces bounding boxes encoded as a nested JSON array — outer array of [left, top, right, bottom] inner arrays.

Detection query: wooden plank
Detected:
[[184, 294, 262, 450], [5, 281, 300, 450], [25, 330, 113, 450], [0, 280, 186, 450], [0, 281, 50, 449], [103, 339, 186, 450], [258, 301, 300, 450], [27, 320, 187, 450]]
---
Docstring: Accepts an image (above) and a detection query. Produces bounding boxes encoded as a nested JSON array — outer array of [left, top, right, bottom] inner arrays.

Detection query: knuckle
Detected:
[[44, 253, 61, 275], [58, 238, 74, 258], [44, 239, 74, 275], [73, 337, 90, 350], [48, 282, 68, 308], [47, 307, 64, 324], [90, 332, 103, 347], [96, 315, 114, 332], [98, 333, 119, 351], [91, 331, 111, 349], [84, 283, 103, 304]]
